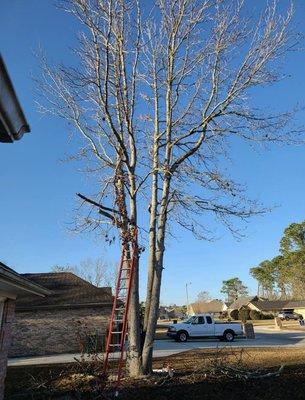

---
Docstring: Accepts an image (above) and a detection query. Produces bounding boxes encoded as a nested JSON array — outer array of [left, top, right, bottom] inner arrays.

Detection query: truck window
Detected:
[[197, 316, 205, 324], [206, 316, 212, 324]]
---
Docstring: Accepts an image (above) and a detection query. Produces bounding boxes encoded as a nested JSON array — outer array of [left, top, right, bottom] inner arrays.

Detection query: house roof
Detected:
[[0, 54, 30, 143], [190, 300, 227, 313], [228, 296, 262, 310], [16, 272, 113, 310], [251, 300, 305, 312], [0, 262, 50, 298]]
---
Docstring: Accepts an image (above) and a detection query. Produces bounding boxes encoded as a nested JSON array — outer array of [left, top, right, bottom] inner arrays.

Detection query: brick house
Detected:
[[0, 263, 49, 400], [10, 272, 113, 357]]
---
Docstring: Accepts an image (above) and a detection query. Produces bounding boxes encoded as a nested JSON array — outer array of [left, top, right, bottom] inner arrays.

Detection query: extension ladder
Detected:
[[103, 229, 138, 383]]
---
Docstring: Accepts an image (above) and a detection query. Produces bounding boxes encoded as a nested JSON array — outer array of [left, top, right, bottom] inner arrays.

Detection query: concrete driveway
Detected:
[[8, 326, 305, 367]]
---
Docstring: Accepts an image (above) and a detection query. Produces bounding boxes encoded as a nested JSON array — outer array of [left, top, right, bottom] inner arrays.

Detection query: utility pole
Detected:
[[185, 282, 191, 315]]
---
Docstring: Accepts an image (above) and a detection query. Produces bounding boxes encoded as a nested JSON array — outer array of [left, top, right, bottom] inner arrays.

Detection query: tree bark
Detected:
[[144, 62, 160, 334], [142, 176, 171, 373]]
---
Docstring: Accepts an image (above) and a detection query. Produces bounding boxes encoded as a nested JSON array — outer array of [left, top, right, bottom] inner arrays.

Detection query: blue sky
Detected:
[[1, 0, 305, 305]]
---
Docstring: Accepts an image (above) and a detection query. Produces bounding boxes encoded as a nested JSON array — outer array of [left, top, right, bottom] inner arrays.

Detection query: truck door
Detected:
[[190, 316, 206, 336], [203, 315, 215, 336], [190, 316, 215, 337]]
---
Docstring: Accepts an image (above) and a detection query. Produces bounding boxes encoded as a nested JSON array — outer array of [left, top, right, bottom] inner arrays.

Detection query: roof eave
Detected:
[[16, 302, 113, 311], [0, 263, 51, 297], [0, 54, 30, 143]]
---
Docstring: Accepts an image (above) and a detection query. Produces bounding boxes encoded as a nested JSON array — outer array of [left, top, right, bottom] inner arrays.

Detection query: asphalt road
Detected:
[[154, 326, 305, 355], [8, 326, 305, 367]]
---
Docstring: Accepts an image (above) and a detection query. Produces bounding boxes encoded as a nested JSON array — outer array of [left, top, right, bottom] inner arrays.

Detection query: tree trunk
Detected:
[[143, 151, 159, 334], [127, 254, 143, 376], [126, 175, 143, 376], [141, 176, 170, 373], [144, 61, 160, 334]]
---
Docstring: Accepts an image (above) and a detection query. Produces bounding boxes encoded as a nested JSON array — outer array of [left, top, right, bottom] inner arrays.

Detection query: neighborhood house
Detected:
[[0, 263, 49, 399], [10, 272, 113, 357], [188, 300, 227, 316], [228, 296, 305, 319]]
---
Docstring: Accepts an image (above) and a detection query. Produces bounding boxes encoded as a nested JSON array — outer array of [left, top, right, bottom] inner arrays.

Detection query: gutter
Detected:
[[0, 263, 51, 297], [0, 54, 30, 143], [16, 302, 113, 311]]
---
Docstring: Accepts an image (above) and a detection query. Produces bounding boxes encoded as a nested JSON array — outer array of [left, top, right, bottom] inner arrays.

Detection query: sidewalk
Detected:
[[8, 347, 184, 367]]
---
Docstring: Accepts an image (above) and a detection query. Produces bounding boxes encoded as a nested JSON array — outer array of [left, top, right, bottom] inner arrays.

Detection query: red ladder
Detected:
[[103, 229, 138, 383]]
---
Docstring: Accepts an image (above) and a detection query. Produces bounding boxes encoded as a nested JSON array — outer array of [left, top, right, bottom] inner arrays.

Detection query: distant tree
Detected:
[[250, 260, 276, 298], [78, 258, 115, 288], [51, 257, 115, 288], [196, 291, 211, 302], [280, 221, 305, 255], [52, 265, 75, 273], [251, 221, 305, 300], [221, 277, 248, 303]]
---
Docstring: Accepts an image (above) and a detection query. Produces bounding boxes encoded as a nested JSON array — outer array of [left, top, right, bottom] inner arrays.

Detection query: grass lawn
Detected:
[[6, 347, 305, 399]]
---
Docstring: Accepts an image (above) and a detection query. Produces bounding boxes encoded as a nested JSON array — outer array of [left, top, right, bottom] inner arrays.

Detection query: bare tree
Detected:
[[38, 0, 300, 375], [51, 257, 115, 288], [196, 291, 212, 302]]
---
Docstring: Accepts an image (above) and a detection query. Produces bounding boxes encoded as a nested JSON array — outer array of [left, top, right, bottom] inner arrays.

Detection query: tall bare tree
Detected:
[[38, 0, 300, 375]]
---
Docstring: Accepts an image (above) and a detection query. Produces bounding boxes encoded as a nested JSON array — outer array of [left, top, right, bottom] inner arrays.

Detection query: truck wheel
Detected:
[[176, 331, 188, 342], [223, 330, 235, 342]]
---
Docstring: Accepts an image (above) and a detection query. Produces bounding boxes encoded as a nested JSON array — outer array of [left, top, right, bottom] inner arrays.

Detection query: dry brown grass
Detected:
[[7, 347, 305, 400], [153, 347, 305, 371]]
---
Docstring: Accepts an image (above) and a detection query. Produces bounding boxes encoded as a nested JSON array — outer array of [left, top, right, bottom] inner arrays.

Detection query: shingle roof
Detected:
[[16, 272, 113, 310], [228, 296, 263, 310], [228, 296, 253, 310], [190, 300, 227, 313], [252, 300, 305, 311]]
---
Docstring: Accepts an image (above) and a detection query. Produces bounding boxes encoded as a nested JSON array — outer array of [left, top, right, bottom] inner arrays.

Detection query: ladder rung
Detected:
[[113, 319, 124, 322], [112, 331, 123, 334], [121, 268, 131, 271], [109, 344, 121, 347]]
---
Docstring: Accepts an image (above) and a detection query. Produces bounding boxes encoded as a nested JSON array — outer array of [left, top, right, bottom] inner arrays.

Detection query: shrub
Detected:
[[230, 309, 239, 320], [249, 310, 262, 320], [262, 312, 274, 319], [238, 309, 250, 322]]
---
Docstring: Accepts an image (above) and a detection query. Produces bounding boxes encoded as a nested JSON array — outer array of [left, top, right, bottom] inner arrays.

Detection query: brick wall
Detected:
[[0, 299, 16, 400], [9, 306, 111, 357]]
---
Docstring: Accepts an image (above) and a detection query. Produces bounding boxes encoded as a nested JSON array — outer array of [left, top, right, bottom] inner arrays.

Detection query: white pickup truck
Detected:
[[167, 314, 244, 342]]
